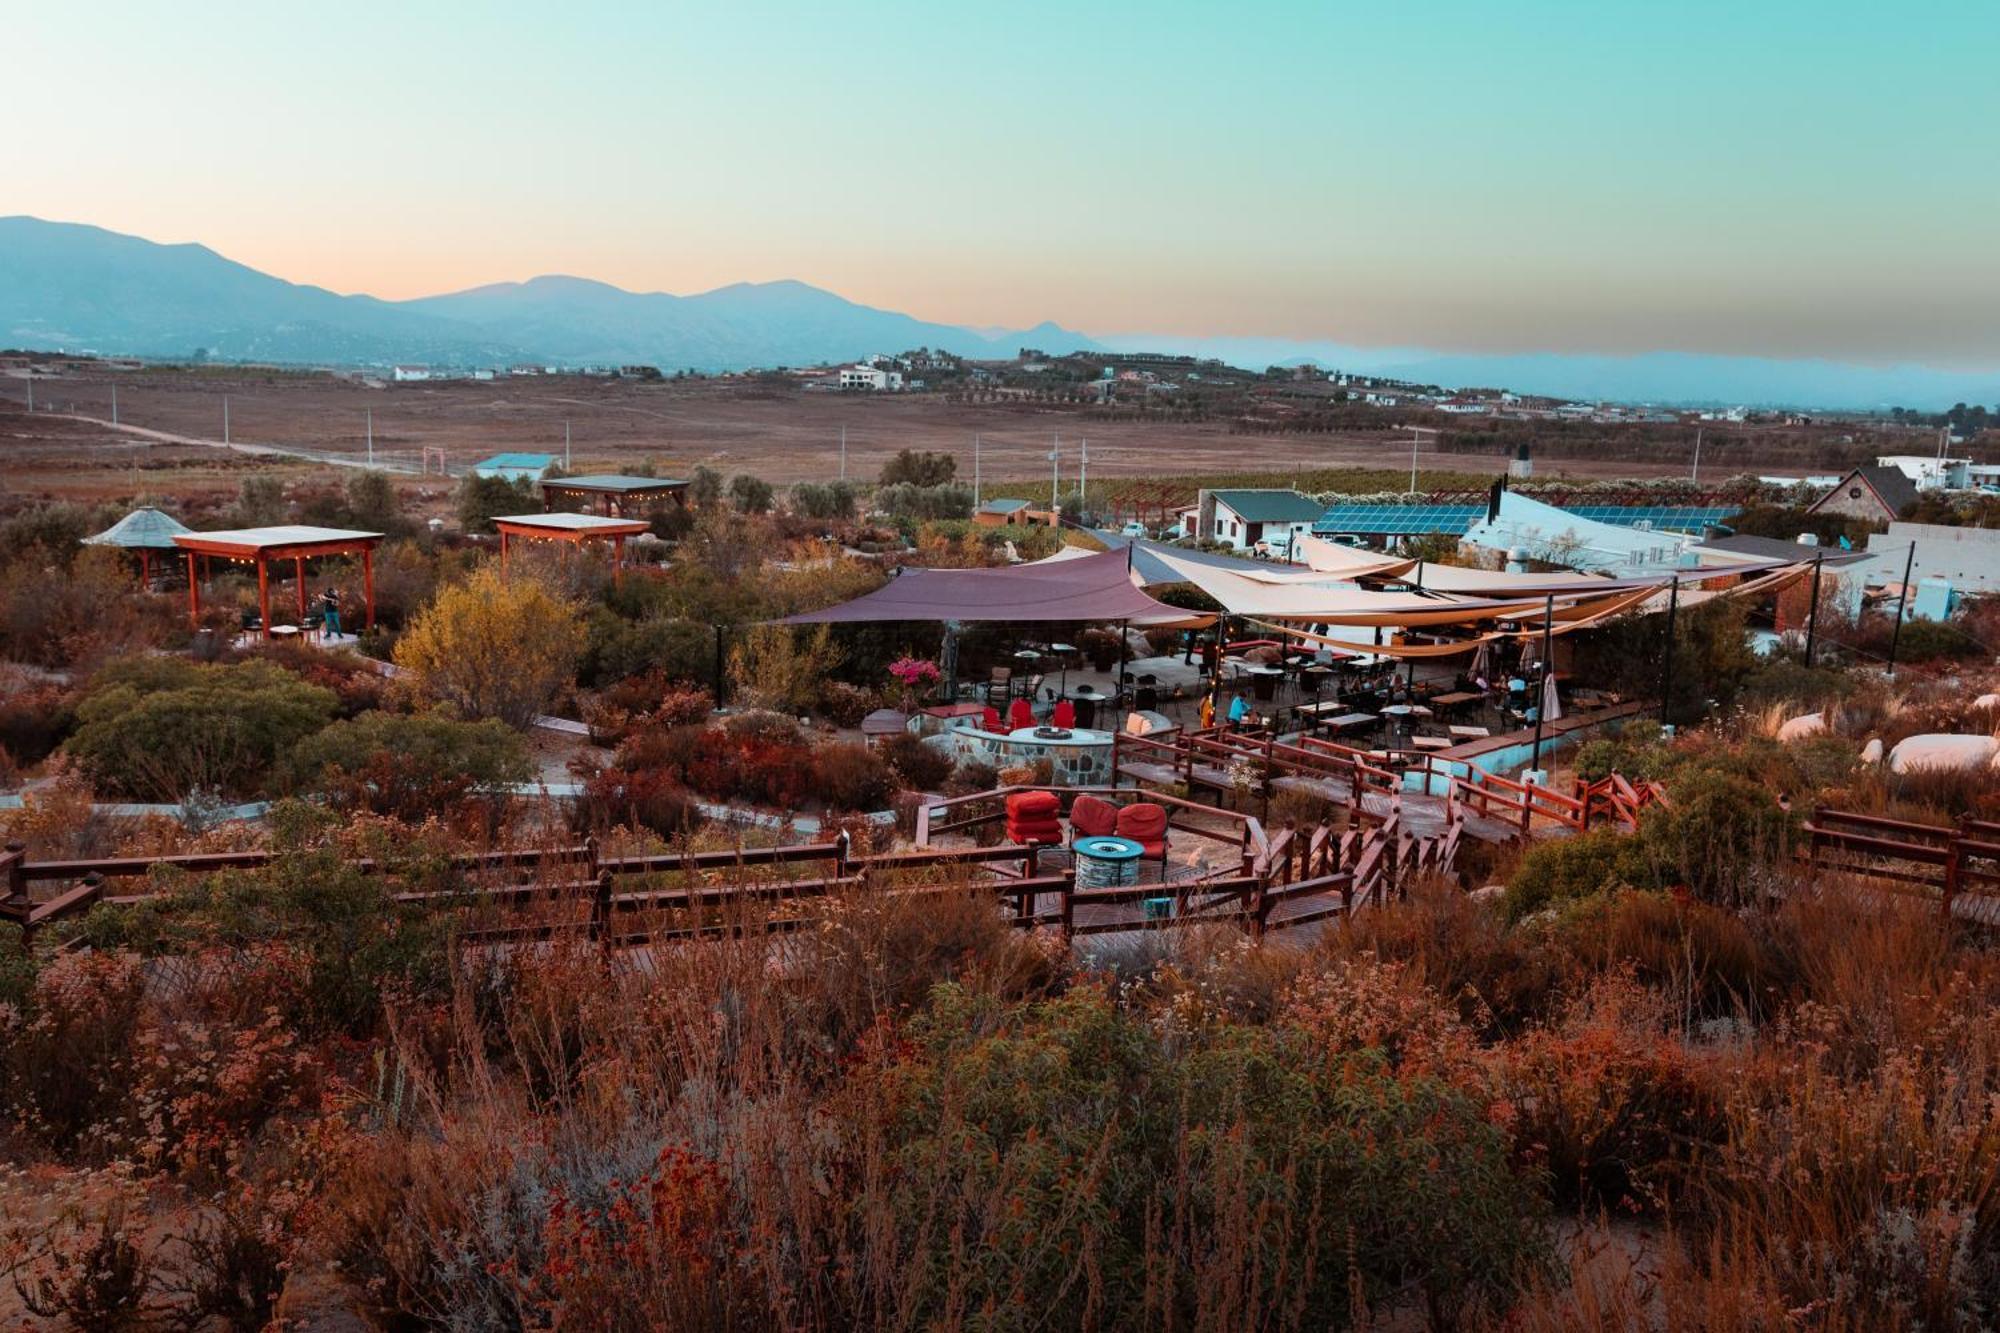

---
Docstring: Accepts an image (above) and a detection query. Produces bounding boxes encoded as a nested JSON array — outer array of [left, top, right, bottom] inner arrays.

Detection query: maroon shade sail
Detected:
[[777, 547, 1212, 627]]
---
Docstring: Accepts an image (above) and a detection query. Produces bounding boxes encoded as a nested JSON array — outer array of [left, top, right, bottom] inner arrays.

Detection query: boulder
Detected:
[[1776, 711, 1825, 742]]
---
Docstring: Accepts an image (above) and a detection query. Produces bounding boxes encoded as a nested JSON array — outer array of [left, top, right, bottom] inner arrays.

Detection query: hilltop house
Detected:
[[840, 364, 905, 391], [1807, 466, 1918, 526], [1182, 489, 1325, 553], [392, 364, 431, 382]]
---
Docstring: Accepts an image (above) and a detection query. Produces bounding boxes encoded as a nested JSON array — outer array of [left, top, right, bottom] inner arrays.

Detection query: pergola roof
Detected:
[[82, 507, 193, 550], [493, 512, 650, 535], [540, 474, 688, 493], [172, 525, 385, 556]]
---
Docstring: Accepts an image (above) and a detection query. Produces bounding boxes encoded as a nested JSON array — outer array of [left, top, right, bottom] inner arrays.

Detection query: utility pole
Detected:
[[1802, 551, 1825, 667], [23, 376, 31, 412], [223, 395, 230, 445], [1886, 542, 1917, 675], [973, 434, 981, 506], [564, 420, 571, 469], [111, 385, 118, 426], [1049, 433, 1060, 511], [839, 424, 846, 482], [1409, 427, 1420, 495], [1079, 438, 1088, 520], [1691, 427, 1702, 485], [365, 408, 373, 465]]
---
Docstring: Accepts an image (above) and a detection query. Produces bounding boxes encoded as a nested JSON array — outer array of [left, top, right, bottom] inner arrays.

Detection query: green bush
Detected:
[[285, 711, 531, 821], [66, 658, 338, 800], [1503, 828, 1636, 922]]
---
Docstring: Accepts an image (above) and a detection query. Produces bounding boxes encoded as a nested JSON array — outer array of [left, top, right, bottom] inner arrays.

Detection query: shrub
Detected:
[[1503, 827, 1635, 922], [285, 710, 532, 822], [816, 679, 877, 727], [790, 479, 858, 520], [655, 683, 715, 728], [728, 623, 840, 713], [0, 674, 76, 764], [575, 765, 706, 838], [66, 658, 338, 801], [0, 546, 163, 669], [579, 610, 711, 689], [1630, 768, 1794, 907], [454, 473, 539, 533], [0, 949, 147, 1154], [877, 732, 953, 792], [811, 742, 895, 811], [393, 568, 583, 728]]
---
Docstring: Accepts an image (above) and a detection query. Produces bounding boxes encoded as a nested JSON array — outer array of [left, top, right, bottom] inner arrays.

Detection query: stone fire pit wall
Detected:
[[928, 722, 1116, 786]]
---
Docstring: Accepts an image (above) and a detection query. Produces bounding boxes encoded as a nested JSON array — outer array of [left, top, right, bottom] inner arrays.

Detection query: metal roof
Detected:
[[492, 512, 650, 533], [172, 525, 385, 550], [81, 507, 193, 550], [539, 474, 688, 492], [1209, 489, 1326, 523], [473, 452, 557, 473]]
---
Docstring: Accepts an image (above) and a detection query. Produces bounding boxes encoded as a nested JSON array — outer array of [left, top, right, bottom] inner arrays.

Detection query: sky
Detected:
[[8, 0, 2000, 367]]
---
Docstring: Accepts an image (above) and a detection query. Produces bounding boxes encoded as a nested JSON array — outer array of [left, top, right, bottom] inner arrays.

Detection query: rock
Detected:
[[1468, 884, 1506, 904], [1776, 711, 1825, 742], [1860, 738, 1884, 765]]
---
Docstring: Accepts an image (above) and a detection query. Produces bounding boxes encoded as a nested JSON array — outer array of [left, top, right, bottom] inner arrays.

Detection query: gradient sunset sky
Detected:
[[12, 1, 1998, 365]]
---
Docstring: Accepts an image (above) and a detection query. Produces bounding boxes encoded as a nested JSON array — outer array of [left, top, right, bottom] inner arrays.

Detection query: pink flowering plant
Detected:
[[886, 657, 941, 689]]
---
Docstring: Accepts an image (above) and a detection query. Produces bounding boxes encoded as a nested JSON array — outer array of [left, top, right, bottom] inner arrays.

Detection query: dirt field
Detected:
[[0, 365, 1734, 516]]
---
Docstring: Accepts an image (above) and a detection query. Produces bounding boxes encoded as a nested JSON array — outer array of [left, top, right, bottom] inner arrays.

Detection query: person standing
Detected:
[[320, 585, 343, 640]]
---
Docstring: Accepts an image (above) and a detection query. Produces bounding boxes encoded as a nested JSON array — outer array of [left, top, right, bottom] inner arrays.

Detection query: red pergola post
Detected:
[[362, 546, 374, 629], [295, 555, 307, 628], [612, 534, 625, 584], [499, 529, 510, 578], [185, 551, 200, 624], [256, 557, 271, 642]]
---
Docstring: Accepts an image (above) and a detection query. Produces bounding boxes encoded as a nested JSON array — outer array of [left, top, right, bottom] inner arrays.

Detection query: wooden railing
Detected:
[[0, 791, 1467, 947], [1802, 808, 2000, 922]]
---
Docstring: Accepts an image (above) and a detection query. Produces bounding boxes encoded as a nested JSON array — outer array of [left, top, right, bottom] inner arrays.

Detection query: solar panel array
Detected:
[[1312, 503, 1737, 537]]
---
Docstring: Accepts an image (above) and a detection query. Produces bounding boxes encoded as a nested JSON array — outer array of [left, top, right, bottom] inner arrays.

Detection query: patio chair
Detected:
[[1051, 700, 1076, 728], [1007, 698, 1036, 730], [1115, 802, 1170, 867], [1069, 793, 1119, 840], [981, 705, 1003, 732], [987, 666, 1013, 701]]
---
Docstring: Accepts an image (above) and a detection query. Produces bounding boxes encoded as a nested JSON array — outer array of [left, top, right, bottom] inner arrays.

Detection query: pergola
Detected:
[[172, 526, 384, 640], [494, 512, 650, 581], [82, 507, 193, 587], [539, 474, 689, 517]]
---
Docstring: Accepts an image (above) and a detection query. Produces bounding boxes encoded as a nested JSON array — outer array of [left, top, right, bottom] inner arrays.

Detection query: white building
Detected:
[[1183, 489, 1326, 553], [839, 365, 905, 391], [1875, 455, 1971, 491], [391, 364, 431, 382]]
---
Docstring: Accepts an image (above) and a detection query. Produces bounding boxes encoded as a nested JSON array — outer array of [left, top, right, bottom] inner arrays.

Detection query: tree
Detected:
[[235, 475, 287, 526], [343, 470, 404, 534], [728, 623, 841, 713], [66, 658, 338, 800], [688, 466, 724, 507], [876, 483, 974, 521], [728, 474, 775, 514], [454, 474, 538, 534], [791, 480, 858, 520], [879, 449, 957, 488], [393, 568, 584, 728]]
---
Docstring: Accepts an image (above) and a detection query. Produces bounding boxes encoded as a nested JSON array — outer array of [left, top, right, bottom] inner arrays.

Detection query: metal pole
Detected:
[[1658, 575, 1680, 724], [1050, 433, 1060, 511], [564, 420, 571, 469], [973, 434, 981, 506], [839, 424, 846, 481], [24, 376, 30, 411], [1530, 593, 1553, 774], [111, 385, 117, 425], [1079, 438, 1088, 521], [223, 395, 230, 444], [1886, 542, 1917, 676], [365, 408, 373, 464], [713, 625, 727, 705], [1691, 427, 1702, 484], [1803, 551, 1825, 667], [1409, 428, 1419, 494]]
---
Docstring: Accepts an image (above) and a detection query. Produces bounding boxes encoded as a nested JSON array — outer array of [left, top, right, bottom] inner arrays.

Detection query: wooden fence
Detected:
[[1802, 808, 2000, 924], [1450, 768, 1668, 836]]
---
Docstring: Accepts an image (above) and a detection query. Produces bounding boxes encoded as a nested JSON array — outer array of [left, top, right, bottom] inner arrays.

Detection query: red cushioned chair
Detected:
[[1051, 700, 1076, 729], [981, 705, 1003, 732], [1005, 789, 1064, 846], [1007, 698, 1035, 730], [1115, 802, 1169, 864], [1069, 793, 1119, 840]]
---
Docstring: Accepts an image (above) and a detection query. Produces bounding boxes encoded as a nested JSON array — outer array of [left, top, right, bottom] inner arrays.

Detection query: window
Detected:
[[1849, 487, 1862, 499]]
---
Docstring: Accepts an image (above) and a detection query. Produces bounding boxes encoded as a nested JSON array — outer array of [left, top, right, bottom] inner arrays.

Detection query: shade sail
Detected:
[[777, 547, 1211, 627], [1295, 531, 1418, 580], [1145, 548, 1544, 625], [83, 507, 193, 550]]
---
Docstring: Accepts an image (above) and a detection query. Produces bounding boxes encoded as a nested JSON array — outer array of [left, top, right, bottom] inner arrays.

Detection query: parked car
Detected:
[[1120, 521, 1149, 539]]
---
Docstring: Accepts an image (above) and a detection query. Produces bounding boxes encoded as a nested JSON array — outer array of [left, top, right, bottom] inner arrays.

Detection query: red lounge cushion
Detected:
[[1051, 701, 1076, 728], [1116, 802, 1169, 856], [981, 706, 1002, 731], [1070, 794, 1119, 838], [1008, 700, 1035, 730]]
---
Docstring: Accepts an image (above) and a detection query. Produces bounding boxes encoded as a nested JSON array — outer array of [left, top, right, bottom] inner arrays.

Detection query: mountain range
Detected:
[[5, 216, 1998, 410]]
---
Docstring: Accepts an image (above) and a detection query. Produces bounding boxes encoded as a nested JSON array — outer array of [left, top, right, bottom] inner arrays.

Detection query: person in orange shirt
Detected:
[[1198, 694, 1215, 730]]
